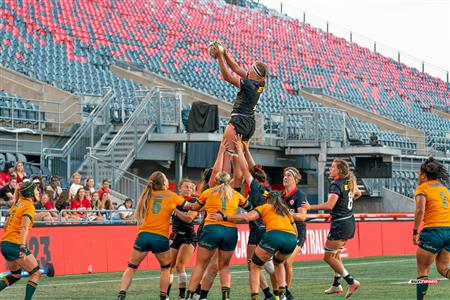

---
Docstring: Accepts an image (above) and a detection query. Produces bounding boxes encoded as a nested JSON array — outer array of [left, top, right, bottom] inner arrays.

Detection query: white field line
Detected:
[[11, 258, 418, 289]]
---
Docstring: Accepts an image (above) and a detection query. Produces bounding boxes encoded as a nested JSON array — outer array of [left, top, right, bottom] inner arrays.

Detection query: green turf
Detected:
[[1, 255, 448, 299]]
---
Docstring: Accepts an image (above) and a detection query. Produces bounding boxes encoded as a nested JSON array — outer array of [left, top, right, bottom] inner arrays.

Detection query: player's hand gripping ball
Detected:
[[207, 41, 224, 59]]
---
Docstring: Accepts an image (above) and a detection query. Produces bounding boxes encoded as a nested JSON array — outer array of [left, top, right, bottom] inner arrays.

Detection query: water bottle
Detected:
[[87, 264, 93, 273]]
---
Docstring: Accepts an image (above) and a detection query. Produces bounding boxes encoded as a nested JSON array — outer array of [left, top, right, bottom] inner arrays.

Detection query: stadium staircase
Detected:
[[43, 88, 117, 180], [44, 86, 182, 192], [79, 88, 160, 181]]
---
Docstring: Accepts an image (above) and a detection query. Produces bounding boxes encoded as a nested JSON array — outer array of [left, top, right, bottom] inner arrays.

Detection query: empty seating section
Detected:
[[391, 170, 417, 198], [0, 0, 448, 149], [0, 90, 43, 127]]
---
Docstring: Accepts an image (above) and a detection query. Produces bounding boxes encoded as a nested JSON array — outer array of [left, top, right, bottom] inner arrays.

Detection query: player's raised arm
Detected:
[[217, 49, 241, 88], [223, 50, 247, 78]]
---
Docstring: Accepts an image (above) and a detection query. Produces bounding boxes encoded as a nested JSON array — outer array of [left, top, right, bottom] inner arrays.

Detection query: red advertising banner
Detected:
[[0, 221, 416, 275]]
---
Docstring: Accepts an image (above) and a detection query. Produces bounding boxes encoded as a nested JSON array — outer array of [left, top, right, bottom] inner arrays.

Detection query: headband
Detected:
[[252, 64, 264, 78]]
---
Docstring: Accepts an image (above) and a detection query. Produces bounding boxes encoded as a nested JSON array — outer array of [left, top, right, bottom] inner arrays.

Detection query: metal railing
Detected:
[[0, 209, 136, 225], [267, 107, 347, 147], [83, 154, 148, 201], [0, 95, 81, 133], [88, 88, 159, 173], [267, 2, 449, 82], [43, 88, 115, 180]]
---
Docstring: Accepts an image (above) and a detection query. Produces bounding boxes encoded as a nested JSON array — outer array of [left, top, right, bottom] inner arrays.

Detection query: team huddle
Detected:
[[0, 43, 449, 300]]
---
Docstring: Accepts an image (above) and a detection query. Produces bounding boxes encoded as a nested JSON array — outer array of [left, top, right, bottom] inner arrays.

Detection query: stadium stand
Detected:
[[1, 0, 449, 199]]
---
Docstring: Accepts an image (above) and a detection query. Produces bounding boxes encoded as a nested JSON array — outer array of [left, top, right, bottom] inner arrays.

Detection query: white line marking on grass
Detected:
[[10, 258, 416, 289]]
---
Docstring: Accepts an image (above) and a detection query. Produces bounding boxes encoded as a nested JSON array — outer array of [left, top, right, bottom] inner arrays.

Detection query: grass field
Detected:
[[2, 255, 448, 299]]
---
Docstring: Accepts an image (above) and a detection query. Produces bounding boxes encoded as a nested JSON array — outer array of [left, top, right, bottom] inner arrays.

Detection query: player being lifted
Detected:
[[208, 41, 268, 188]]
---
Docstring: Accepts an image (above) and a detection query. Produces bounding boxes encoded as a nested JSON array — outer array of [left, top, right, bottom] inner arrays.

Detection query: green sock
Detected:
[[25, 280, 38, 300], [0, 274, 21, 291], [222, 286, 230, 300], [200, 289, 209, 298], [185, 290, 194, 299], [416, 276, 429, 300], [262, 287, 273, 298]]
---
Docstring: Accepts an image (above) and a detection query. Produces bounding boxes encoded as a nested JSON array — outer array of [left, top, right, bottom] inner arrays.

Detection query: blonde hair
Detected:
[[135, 171, 166, 224], [284, 167, 301, 184], [216, 172, 233, 202], [178, 178, 193, 189], [72, 172, 81, 179], [267, 192, 290, 217], [333, 159, 358, 194], [254, 61, 269, 79]]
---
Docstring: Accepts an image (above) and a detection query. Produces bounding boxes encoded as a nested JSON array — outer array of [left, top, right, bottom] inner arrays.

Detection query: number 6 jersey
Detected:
[[328, 178, 354, 220]]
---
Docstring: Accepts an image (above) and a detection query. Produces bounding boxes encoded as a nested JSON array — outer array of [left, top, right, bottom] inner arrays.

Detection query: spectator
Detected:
[[55, 190, 79, 221], [97, 179, 110, 199], [71, 187, 92, 218], [84, 177, 95, 198], [0, 176, 17, 208], [12, 161, 27, 183], [90, 191, 104, 221], [34, 191, 54, 222], [37, 176, 46, 196], [46, 176, 63, 202], [69, 172, 83, 198], [113, 198, 134, 221], [99, 192, 113, 220], [41, 192, 58, 219], [0, 162, 14, 187]]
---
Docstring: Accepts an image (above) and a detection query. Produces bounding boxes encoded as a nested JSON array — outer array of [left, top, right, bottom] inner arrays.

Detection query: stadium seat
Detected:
[[0, 0, 448, 149]]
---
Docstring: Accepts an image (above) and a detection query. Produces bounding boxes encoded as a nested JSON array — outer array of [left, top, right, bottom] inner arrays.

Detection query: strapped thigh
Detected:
[[28, 265, 40, 275], [128, 262, 139, 269]]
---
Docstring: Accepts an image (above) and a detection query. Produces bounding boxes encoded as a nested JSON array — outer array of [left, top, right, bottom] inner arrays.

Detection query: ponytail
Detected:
[[333, 159, 358, 194], [135, 171, 166, 224], [216, 172, 233, 202], [267, 192, 290, 217]]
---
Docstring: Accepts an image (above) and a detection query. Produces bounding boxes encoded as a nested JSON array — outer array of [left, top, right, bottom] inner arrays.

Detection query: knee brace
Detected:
[[251, 254, 265, 267], [263, 259, 275, 274], [324, 247, 339, 254], [28, 266, 40, 275], [128, 262, 139, 269], [178, 272, 188, 284], [272, 256, 284, 265], [160, 263, 171, 269], [11, 269, 22, 275]]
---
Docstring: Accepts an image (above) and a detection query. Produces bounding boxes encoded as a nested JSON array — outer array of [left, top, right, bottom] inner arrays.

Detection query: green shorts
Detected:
[[419, 227, 450, 254], [133, 232, 169, 254], [259, 230, 298, 255], [1, 241, 31, 261], [199, 225, 238, 251]]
